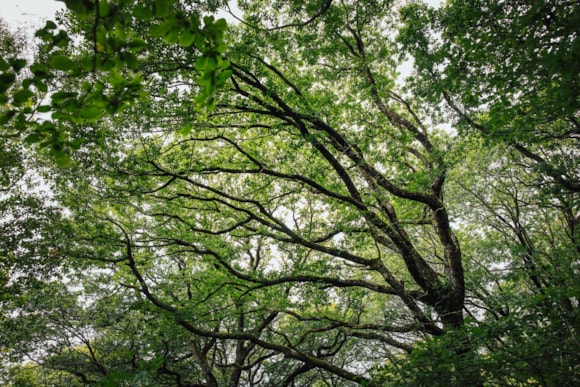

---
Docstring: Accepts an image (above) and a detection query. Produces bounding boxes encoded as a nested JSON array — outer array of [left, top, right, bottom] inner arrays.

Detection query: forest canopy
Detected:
[[1, 0, 578, 385]]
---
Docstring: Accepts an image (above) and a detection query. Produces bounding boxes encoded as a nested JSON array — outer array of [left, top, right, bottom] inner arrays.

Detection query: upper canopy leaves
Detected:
[[1, 0, 231, 167]]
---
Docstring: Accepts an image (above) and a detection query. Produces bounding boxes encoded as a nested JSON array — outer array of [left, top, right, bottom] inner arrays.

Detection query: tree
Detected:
[[0, 20, 76, 384], [398, 0, 580, 192], [2, 0, 578, 385], [0, 18, 29, 191], [375, 138, 580, 385]]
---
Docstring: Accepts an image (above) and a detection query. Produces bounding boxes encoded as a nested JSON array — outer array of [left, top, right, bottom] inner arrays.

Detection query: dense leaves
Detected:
[[1, 0, 579, 386], [399, 0, 580, 192]]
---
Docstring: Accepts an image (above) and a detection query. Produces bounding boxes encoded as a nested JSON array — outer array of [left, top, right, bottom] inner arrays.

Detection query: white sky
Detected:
[[1, 0, 64, 29]]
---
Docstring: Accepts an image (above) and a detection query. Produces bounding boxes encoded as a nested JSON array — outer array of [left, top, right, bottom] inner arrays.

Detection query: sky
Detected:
[[1, 0, 64, 29]]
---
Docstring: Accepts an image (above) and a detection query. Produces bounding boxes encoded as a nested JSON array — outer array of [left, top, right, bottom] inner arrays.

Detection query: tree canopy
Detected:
[[1, 0, 578, 386]]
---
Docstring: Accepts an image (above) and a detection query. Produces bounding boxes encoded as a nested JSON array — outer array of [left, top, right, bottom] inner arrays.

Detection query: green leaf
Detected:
[[49, 55, 75, 71], [0, 58, 9, 71], [60, 0, 93, 16], [203, 15, 215, 25], [53, 30, 70, 47], [53, 151, 71, 167], [98, 0, 110, 17], [127, 38, 147, 50], [35, 30, 52, 42], [215, 69, 232, 88], [30, 63, 50, 77], [215, 44, 228, 55], [179, 30, 196, 47], [205, 56, 217, 72], [154, 0, 171, 17], [0, 110, 15, 125], [13, 89, 34, 105], [195, 56, 208, 71], [8, 58, 27, 72], [133, 4, 153, 20], [208, 18, 227, 38], [179, 124, 193, 136], [149, 23, 169, 38], [0, 72, 16, 93], [51, 91, 76, 104], [79, 106, 101, 120], [34, 79, 48, 93], [69, 138, 84, 150], [37, 105, 52, 113], [24, 133, 43, 144], [44, 20, 57, 30]]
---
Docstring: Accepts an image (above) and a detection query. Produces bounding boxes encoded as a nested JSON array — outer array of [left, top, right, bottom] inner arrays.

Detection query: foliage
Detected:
[[1, 0, 579, 386], [399, 0, 580, 191], [1, 0, 231, 167]]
